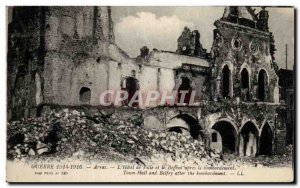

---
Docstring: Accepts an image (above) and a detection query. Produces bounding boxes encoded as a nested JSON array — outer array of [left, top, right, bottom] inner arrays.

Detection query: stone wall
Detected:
[[107, 49, 211, 108], [211, 19, 279, 103], [7, 6, 114, 119], [7, 7, 46, 120], [275, 129, 287, 154], [42, 7, 113, 106], [7, 6, 211, 119]]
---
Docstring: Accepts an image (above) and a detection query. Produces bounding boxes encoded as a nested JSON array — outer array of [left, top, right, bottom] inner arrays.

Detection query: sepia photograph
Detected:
[[5, 5, 295, 183]]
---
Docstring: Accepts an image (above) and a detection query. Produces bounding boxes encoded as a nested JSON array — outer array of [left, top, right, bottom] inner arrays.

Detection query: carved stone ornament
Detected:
[[249, 41, 259, 55], [231, 37, 243, 51]]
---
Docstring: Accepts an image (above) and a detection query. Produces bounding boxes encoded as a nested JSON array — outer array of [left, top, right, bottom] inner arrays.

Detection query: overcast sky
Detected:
[[112, 6, 294, 70], [7, 6, 294, 70]]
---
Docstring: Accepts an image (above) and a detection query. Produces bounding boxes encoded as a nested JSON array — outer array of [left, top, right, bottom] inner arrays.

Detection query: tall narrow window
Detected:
[[241, 68, 250, 101], [121, 72, 139, 107], [258, 69, 268, 101], [177, 77, 193, 104], [222, 65, 230, 98]]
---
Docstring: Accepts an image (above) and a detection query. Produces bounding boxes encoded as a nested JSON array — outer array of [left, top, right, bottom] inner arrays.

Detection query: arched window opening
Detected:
[[240, 122, 258, 157], [122, 75, 139, 107], [241, 68, 250, 101], [222, 65, 231, 99], [79, 87, 91, 104], [167, 114, 201, 139], [177, 77, 193, 105], [177, 114, 200, 139], [212, 121, 237, 154], [259, 123, 273, 155], [258, 69, 268, 101]]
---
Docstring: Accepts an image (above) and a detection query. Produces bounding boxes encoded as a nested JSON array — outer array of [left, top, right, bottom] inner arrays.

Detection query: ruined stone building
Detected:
[[278, 67, 295, 145], [7, 6, 290, 156]]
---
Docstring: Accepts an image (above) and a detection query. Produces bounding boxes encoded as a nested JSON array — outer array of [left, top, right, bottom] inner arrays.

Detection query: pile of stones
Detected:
[[7, 108, 222, 164]]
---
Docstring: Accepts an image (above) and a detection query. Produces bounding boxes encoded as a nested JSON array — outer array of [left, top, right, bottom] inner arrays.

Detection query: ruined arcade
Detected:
[[7, 6, 289, 158]]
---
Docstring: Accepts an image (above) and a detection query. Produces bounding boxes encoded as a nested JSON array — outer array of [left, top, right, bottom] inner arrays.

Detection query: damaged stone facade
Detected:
[[206, 7, 284, 156], [176, 27, 209, 58], [8, 6, 114, 119], [7, 6, 288, 156]]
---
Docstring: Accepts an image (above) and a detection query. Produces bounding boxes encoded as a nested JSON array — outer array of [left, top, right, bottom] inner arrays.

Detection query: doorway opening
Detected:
[[212, 121, 237, 154], [79, 87, 91, 104], [259, 123, 273, 155], [241, 122, 258, 156]]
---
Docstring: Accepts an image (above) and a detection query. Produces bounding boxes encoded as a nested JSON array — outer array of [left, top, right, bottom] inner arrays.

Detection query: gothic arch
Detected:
[[239, 63, 252, 75], [259, 120, 274, 136], [259, 122, 273, 155], [221, 64, 233, 99], [221, 61, 234, 70], [240, 119, 260, 133], [240, 121, 259, 156], [208, 117, 239, 135], [241, 68, 250, 88], [256, 68, 269, 81], [240, 68, 250, 101], [167, 113, 201, 139], [212, 119, 239, 154], [257, 68, 269, 101]]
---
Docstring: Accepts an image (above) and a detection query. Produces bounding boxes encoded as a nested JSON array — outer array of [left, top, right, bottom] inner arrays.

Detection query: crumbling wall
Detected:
[[42, 7, 112, 106], [205, 7, 285, 155], [7, 7, 46, 120], [200, 101, 278, 130], [107, 49, 210, 108], [43, 53, 108, 105], [199, 100, 285, 154], [176, 27, 208, 58], [7, 6, 114, 118], [211, 18, 279, 103]]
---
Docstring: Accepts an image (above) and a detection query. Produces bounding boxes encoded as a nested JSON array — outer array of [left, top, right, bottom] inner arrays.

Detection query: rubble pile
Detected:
[[7, 108, 221, 164]]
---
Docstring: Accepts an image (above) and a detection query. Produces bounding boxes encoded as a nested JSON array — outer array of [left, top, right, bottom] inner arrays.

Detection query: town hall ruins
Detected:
[[7, 6, 289, 157]]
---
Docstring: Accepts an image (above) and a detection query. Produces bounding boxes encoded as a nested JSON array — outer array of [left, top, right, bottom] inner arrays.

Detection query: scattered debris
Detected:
[[7, 108, 292, 167]]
